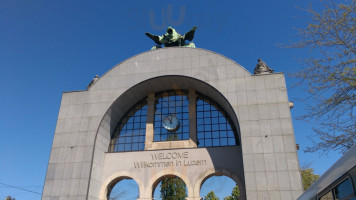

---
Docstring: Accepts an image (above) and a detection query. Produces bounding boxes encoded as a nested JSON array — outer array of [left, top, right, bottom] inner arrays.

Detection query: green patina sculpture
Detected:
[[145, 26, 197, 50]]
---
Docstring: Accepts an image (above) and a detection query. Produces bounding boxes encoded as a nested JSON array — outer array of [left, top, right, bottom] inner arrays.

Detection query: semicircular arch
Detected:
[[99, 171, 144, 200], [97, 75, 241, 147], [93, 75, 243, 199], [194, 168, 246, 199], [146, 170, 194, 198], [91, 47, 251, 91]]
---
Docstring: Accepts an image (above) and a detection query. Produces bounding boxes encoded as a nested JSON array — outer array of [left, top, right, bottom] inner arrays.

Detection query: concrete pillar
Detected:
[[145, 93, 155, 149], [189, 89, 197, 147]]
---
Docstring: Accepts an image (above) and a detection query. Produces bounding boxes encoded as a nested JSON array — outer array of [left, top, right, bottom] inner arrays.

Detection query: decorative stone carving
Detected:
[[145, 26, 197, 50], [254, 58, 274, 74]]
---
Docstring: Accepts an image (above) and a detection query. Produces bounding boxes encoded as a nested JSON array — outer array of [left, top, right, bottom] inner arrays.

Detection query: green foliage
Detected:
[[290, 0, 356, 154], [167, 133, 178, 141], [301, 168, 320, 190], [224, 185, 240, 200], [204, 191, 219, 200], [160, 177, 187, 200]]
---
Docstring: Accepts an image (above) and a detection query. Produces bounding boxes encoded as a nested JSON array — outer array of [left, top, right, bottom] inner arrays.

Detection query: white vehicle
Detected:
[[298, 145, 356, 200]]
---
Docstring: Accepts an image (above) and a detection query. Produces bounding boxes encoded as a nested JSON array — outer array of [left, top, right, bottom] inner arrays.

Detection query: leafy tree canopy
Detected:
[[290, 0, 355, 154], [160, 177, 187, 200], [301, 168, 320, 190], [224, 185, 240, 200], [204, 191, 219, 200]]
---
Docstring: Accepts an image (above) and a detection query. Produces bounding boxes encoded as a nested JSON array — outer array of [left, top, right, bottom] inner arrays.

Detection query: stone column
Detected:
[[188, 89, 197, 147], [145, 93, 155, 150]]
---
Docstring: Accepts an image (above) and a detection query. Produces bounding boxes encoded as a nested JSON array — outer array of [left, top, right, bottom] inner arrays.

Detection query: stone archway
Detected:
[[93, 75, 244, 200], [99, 171, 144, 200], [194, 168, 246, 200], [42, 47, 303, 200], [145, 170, 194, 199]]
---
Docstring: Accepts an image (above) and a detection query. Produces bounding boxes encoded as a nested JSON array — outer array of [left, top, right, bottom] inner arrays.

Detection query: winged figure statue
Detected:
[[145, 26, 197, 50]]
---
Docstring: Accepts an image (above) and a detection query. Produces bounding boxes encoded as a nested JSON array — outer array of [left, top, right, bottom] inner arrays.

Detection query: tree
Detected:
[[204, 191, 219, 200], [290, 0, 356, 154], [301, 168, 320, 190], [160, 177, 187, 200], [224, 185, 240, 200]]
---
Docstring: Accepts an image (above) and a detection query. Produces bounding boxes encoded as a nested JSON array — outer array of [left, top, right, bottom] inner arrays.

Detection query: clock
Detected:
[[162, 114, 180, 131]]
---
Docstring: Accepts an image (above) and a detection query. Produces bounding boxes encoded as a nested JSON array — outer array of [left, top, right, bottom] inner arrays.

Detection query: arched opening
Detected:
[[107, 177, 139, 200], [200, 175, 240, 199], [99, 75, 241, 151], [152, 175, 188, 200]]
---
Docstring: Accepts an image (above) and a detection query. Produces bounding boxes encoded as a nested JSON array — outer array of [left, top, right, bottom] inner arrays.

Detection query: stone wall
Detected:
[[42, 47, 302, 200]]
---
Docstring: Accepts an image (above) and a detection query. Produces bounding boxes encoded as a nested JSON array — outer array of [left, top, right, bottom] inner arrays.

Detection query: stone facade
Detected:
[[42, 47, 303, 200]]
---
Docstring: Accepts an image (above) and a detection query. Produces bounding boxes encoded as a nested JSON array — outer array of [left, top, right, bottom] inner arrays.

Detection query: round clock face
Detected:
[[162, 114, 180, 131]]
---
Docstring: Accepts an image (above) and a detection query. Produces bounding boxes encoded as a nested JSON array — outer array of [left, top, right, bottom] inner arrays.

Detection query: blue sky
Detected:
[[0, 0, 344, 199]]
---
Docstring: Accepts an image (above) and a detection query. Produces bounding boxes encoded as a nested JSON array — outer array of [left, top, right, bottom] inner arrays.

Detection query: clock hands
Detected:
[[167, 116, 173, 124], [162, 114, 179, 131]]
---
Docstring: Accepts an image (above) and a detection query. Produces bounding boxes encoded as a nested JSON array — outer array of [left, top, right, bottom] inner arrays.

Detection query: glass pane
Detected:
[[213, 139, 220, 146], [334, 178, 354, 200], [132, 143, 139, 151], [221, 138, 228, 146], [205, 139, 212, 147], [139, 136, 145, 142], [228, 138, 236, 145], [132, 136, 139, 142], [221, 131, 227, 137], [118, 145, 124, 152], [110, 100, 147, 152], [320, 190, 334, 200], [154, 90, 190, 142], [125, 144, 131, 151], [197, 132, 204, 139], [196, 94, 238, 148]]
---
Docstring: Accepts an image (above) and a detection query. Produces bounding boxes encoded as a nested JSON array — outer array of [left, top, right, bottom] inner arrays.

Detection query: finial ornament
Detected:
[[145, 26, 197, 50], [254, 58, 274, 74]]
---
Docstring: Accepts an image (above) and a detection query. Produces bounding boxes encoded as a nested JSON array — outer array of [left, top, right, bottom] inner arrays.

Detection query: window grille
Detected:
[[109, 100, 147, 152], [154, 90, 190, 141], [109, 90, 239, 152], [196, 95, 237, 147]]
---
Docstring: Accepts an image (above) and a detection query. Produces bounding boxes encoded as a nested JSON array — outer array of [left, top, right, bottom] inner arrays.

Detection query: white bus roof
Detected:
[[298, 145, 356, 200]]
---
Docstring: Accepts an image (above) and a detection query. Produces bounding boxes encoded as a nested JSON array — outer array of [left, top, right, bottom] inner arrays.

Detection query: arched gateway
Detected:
[[42, 47, 303, 200]]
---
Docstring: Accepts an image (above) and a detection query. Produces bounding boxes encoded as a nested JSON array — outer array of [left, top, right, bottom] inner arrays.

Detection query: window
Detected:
[[109, 100, 147, 152], [320, 191, 334, 200], [109, 90, 239, 152], [154, 90, 190, 142], [334, 178, 354, 200], [319, 178, 355, 200], [196, 95, 237, 147]]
